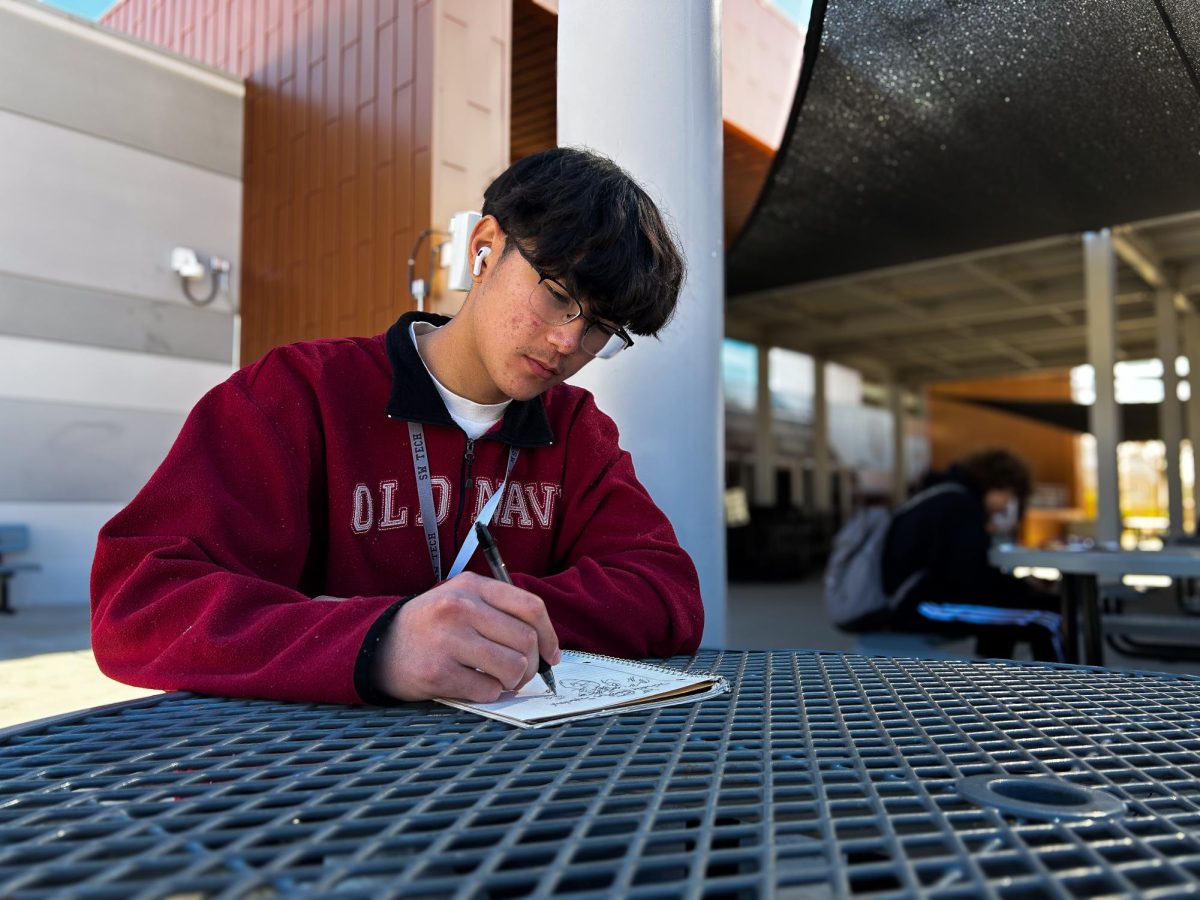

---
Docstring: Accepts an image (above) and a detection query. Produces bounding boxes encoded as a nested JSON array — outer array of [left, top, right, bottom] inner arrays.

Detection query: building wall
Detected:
[[724, 347, 931, 508], [722, 0, 804, 150], [428, 1, 511, 267], [102, 0, 808, 360], [103, 0, 512, 361], [0, 0, 243, 606], [511, 0, 556, 161]]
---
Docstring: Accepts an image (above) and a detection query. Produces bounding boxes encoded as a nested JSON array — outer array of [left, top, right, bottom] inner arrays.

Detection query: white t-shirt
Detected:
[[410, 322, 510, 439]]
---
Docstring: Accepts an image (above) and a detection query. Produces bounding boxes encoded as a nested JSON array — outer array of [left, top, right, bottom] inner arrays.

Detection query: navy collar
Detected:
[[384, 311, 555, 448]]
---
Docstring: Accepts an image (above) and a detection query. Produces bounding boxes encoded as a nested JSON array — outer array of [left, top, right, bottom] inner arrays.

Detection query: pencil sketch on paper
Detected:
[[433, 650, 728, 727], [550, 671, 667, 706]]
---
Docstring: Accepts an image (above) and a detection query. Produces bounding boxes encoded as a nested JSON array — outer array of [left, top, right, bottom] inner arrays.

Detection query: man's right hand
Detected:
[[373, 571, 561, 703]]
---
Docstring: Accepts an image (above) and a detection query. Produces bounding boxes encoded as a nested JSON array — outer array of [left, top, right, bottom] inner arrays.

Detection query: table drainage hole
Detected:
[[991, 781, 1090, 808], [957, 775, 1126, 822]]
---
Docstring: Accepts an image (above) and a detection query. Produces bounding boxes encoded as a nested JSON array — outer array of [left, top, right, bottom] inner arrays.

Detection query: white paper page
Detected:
[[438, 651, 719, 725]]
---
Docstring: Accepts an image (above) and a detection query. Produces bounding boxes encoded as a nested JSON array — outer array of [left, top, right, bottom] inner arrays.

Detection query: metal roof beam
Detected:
[[896, 341, 1160, 385], [844, 321, 1161, 372], [957, 260, 1075, 326], [788, 295, 1150, 349], [735, 284, 1150, 341], [728, 231, 1083, 304], [838, 281, 1045, 371], [723, 315, 966, 381], [1112, 226, 1168, 289], [840, 283, 926, 320], [817, 314, 1158, 359]]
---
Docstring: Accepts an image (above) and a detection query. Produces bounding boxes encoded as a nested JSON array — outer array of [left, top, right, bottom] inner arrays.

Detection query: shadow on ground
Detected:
[[0, 604, 92, 660]]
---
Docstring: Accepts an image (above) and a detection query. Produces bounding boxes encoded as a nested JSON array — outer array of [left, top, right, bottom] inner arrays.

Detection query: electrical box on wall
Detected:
[[443, 211, 481, 292]]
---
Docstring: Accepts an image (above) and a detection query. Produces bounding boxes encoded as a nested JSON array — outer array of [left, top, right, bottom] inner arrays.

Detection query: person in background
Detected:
[[882, 448, 1064, 661]]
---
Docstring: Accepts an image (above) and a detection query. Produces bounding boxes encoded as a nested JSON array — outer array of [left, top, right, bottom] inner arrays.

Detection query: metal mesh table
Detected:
[[3, 651, 1200, 898]]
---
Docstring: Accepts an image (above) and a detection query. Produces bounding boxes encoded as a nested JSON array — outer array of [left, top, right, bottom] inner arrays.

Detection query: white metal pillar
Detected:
[[887, 378, 907, 505], [1155, 287, 1184, 537], [1186, 311, 1200, 532], [1084, 230, 1123, 545], [754, 344, 776, 506], [557, 0, 726, 646], [813, 357, 832, 511]]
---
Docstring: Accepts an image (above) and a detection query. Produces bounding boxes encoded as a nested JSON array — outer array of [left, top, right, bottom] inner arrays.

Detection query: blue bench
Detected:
[[0, 524, 41, 615]]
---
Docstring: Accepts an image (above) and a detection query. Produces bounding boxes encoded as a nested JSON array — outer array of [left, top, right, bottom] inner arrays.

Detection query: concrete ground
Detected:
[[0, 604, 159, 730], [3, 576, 1198, 731]]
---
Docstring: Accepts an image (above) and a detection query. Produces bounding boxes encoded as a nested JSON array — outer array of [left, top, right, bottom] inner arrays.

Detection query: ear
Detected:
[[469, 215, 502, 281]]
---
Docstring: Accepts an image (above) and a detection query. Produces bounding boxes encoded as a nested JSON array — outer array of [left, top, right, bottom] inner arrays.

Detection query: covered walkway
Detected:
[[725, 0, 1200, 539]]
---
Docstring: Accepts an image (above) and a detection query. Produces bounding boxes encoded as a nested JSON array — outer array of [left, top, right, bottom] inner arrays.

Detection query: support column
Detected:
[[754, 344, 776, 506], [888, 378, 907, 505], [813, 357, 832, 512], [1185, 311, 1200, 532], [1084, 230, 1123, 545], [1155, 287, 1183, 537], [558, 0, 725, 646]]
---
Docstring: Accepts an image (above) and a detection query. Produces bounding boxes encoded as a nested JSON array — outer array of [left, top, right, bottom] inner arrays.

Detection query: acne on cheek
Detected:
[[508, 314, 537, 336], [506, 309, 536, 330]]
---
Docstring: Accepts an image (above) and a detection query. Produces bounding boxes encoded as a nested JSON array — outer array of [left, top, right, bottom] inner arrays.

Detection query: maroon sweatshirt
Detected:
[[91, 312, 703, 704]]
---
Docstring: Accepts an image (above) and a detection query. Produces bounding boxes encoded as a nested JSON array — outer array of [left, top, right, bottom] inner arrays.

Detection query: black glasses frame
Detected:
[[505, 238, 635, 358]]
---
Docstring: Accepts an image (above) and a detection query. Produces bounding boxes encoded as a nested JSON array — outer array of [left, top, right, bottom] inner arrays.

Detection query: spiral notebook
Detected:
[[435, 651, 729, 728]]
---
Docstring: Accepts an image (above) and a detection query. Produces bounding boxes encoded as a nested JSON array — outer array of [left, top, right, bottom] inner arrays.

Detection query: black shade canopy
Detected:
[[963, 398, 1179, 442], [728, 0, 1200, 297]]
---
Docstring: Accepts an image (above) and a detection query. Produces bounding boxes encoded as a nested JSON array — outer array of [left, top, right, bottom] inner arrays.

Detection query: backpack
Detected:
[[823, 483, 968, 631]]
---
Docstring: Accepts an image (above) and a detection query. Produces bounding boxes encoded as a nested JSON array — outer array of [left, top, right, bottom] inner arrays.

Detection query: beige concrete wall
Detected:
[[0, 0, 243, 606], [429, 0, 513, 314]]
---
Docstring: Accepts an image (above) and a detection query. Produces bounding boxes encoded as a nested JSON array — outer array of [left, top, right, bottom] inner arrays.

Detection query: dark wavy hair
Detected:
[[958, 448, 1033, 502], [481, 147, 685, 337]]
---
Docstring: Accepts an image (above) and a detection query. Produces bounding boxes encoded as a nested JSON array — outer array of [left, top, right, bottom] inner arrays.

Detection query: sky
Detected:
[[40, 0, 814, 27], [772, 0, 814, 28], [40, 0, 112, 18]]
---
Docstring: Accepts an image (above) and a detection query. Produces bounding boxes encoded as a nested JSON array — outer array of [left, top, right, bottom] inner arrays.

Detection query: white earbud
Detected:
[[472, 246, 491, 277]]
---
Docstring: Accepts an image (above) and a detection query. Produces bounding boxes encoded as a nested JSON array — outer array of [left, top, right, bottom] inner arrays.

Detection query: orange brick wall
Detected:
[[103, 0, 432, 363], [510, 0, 556, 162]]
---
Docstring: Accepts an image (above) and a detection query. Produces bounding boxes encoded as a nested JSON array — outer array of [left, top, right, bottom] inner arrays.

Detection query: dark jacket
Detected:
[[91, 311, 704, 705], [881, 466, 1048, 610]]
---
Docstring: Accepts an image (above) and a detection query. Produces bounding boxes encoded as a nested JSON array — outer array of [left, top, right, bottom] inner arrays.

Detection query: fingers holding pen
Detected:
[[375, 572, 559, 702], [470, 604, 541, 688], [470, 573, 562, 667], [473, 524, 561, 678], [452, 629, 531, 696], [459, 573, 561, 691]]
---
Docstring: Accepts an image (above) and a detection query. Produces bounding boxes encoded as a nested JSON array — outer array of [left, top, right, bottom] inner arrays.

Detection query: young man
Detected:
[[881, 448, 1063, 661], [91, 147, 704, 706]]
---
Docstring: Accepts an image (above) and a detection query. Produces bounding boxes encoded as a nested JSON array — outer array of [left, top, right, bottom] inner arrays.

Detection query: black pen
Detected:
[[474, 521, 557, 694]]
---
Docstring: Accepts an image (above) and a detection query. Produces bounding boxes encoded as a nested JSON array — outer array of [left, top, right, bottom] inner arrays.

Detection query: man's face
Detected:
[[983, 488, 1019, 535], [468, 236, 619, 403]]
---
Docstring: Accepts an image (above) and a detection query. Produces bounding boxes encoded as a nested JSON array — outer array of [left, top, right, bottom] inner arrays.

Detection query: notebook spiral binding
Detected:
[[565, 650, 719, 679]]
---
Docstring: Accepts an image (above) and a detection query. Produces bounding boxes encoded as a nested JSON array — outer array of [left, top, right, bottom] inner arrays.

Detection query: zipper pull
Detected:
[[461, 438, 476, 492]]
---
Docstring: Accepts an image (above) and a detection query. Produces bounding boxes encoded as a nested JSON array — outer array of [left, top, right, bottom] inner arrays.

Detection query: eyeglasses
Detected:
[[508, 240, 634, 360]]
